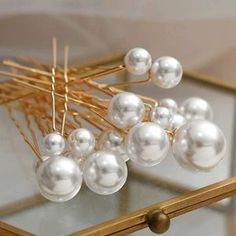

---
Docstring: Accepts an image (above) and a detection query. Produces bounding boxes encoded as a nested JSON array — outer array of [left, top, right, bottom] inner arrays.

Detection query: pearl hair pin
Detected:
[[0, 42, 227, 202], [36, 39, 83, 202]]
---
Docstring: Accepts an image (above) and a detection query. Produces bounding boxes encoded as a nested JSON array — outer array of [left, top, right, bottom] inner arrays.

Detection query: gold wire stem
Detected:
[[72, 112, 105, 132], [68, 65, 125, 85], [106, 68, 152, 88], [61, 46, 69, 136], [0, 71, 51, 86], [3, 60, 51, 77], [21, 104, 41, 156], [90, 108, 127, 134], [51, 37, 57, 132], [5, 103, 42, 161], [108, 84, 158, 107], [3, 60, 75, 82], [12, 78, 99, 110], [85, 80, 115, 97], [70, 91, 108, 109]]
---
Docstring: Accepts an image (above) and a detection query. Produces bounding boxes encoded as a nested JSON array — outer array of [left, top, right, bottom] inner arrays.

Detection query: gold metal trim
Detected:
[[69, 177, 236, 235]]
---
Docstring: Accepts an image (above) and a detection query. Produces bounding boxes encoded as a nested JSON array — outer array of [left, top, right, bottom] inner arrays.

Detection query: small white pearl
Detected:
[[159, 98, 178, 115], [43, 132, 65, 156], [172, 120, 226, 171], [98, 130, 129, 162], [179, 97, 213, 120], [124, 48, 152, 75], [36, 156, 83, 202], [151, 56, 183, 88], [168, 113, 186, 131], [126, 122, 170, 167], [151, 106, 172, 129], [108, 92, 145, 128], [83, 151, 128, 195], [68, 128, 95, 158]]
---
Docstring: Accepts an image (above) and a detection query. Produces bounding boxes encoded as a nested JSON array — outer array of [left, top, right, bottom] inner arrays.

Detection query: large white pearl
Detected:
[[98, 130, 129, 162], [172, 120, 226, 171], [36, 156, 82, 202], [43, 132, 65, 156], [126, 122, 170, 167], [108, 92, 145, 128], [124, 48, 152, 75], [168, 113, 186, 131], [151, 106, 172, 129], [68, 128, 95, 158], [151, 56, 183, 88], [179, 97, 213, 120], [159, 98, 178, 115], [83, 151, 128, 195]]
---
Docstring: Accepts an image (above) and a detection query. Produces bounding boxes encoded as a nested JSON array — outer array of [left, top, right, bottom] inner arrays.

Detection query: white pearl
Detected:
[[179, 97, 213, 120], [124, 48, 152, 75], [68, 128, 95, 158], [151, 106, 172, 129], [83, 151, 128, 195], [108, 92, 145, 128], [126, 122, 170, 167], [151, 56, 183, 88], [168, 113, 186, 131], [98, 130, 129, 162], [172, 120, 226, 171], [159, 98, 178, 115], [43, 132, 65, 156], [36, 156, 82, 202]]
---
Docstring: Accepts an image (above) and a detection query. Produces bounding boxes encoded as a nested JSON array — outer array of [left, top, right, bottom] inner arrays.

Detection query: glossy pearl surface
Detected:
[[151, 106, 172, 129], [168, 113, 186, 131], [68, 128, 95, 158], [172, 120, 226, 171], [126, 122, 170, 167], [108, 92, 145, 128], [124, 48, 152, 75], [151, 56, 183, 88], [179, 97, 213, 120], [98, 130, 129, 162], [36, 156, 82, 202], [159, 98, 178, 115], [43, 132, 65, 156], [83, 151, 128, 195]]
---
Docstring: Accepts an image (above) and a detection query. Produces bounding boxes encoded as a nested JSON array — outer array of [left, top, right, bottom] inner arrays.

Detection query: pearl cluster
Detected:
[[37, 127, 128, 201], [35, 48, 226, 203], [124, 48, 183, 88], [108, 93, 226, 170]]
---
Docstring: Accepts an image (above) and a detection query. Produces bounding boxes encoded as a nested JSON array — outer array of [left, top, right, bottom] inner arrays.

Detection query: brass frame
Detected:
[[0, 56, 236, 235]]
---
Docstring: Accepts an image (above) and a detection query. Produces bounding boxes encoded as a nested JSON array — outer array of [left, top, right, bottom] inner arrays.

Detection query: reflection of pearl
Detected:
[[108, 92, 145, 128], [172, 120, 226, 171], [151, 56, 183, 88], [68, 128, 95, 158], [83, 151, 128, 195], [98, 130, 129, 162], [36, 156, 82, 202], [151, 106, 172, 129], [159, 98, 178, 115], [168, 113, 186, 131], [124, 48, 152, 75], [126, 122, 170, 167], [43, 132, 65, 156], [179, 97, 213, 120]]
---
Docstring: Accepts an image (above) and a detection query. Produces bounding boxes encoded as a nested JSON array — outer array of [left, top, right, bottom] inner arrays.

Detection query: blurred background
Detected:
[[0, 0, 236, 83], [0, 1, 236, 236]]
